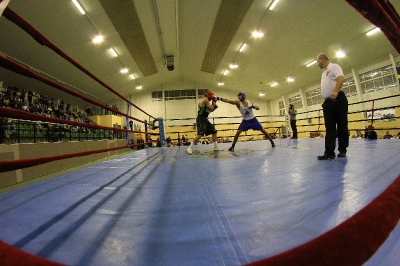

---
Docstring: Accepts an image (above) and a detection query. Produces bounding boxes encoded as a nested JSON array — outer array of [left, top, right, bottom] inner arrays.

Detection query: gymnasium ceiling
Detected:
[[0, 0, 399, 106]]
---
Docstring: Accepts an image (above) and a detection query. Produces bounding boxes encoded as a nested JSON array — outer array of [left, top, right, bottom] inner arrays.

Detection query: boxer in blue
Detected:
[[216, 92, 275, 151]]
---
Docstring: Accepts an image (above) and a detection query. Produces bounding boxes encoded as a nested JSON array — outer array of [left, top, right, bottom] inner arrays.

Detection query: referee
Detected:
[[316, 53, 348, 160]]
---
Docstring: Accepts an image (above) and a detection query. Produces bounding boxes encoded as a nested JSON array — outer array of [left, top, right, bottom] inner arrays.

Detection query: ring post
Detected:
[[158, 118, 165, 146], [125, 102, 130, 148]]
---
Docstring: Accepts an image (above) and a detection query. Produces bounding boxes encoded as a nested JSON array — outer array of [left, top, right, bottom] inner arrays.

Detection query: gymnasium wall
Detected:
[[111, 54, 400, 141]]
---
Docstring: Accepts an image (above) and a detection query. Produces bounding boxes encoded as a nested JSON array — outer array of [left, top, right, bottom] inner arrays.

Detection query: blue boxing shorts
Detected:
[[238, 117, 263, 131]]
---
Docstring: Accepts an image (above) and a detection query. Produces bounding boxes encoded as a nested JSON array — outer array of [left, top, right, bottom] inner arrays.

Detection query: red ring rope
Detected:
[[0, 141, 152, 173], [2, 6, 155, 120], [0, 54, 148, 124]]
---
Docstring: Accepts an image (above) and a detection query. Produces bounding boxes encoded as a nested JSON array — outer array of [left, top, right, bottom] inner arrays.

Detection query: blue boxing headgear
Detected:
[[237, 92, 246, 101]]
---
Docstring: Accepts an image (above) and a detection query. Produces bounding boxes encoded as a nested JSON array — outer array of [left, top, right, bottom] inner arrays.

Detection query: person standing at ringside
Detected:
[[216, 92, 275, 151], [316, 53, 348, 160], [288, 104, 297, 139], [187, 90, 221, 154]]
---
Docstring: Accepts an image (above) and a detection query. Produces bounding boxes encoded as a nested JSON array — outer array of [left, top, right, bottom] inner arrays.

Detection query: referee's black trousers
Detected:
[[322, 91, 348, 155]]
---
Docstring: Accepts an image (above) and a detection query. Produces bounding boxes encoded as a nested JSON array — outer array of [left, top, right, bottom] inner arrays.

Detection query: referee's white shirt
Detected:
[[321, 62, 344, 99]]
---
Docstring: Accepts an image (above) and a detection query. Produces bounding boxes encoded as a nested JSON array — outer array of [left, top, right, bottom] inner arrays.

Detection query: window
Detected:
[[186, 90, 196, 99], [278, 101, 285, 116], [161, 89, 199, 101], [342, 77, 357, 97], [197, 89, 208, 99], [359, 65, 397, 94], [288, 94, 303, 109], [152, 91, 162, 102], [164, 90, 174, 101], [306, 88, 323, 106]]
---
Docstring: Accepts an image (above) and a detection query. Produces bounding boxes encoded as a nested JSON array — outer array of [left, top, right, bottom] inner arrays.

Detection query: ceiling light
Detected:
[[129, 74, 136, 80], [336, 51, 346, 58], [366, 27, 381, 36], [223, 70, 228, 75], [259, 92, 265, 96], [72, 0, 85, 15], [252, 31, 264, 38], [136, 85, 142, 90], [269, 0, 280, 10], [239, 43, 247, 52], [109, 48, 118, 57], [287, 77, 295, 82], [92, 35, 103, 43], [270, 82, 278, 87], [120, 68, 128, 73], [218, 81, 224, 86], [229, 63, 238, 69], [306, 60, 317, 67]]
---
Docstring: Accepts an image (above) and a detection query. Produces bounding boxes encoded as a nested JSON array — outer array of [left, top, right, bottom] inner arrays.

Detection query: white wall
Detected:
[[124, 80, 273, 126], [116, 54, 400, 126], [270, 54, 400, 120]]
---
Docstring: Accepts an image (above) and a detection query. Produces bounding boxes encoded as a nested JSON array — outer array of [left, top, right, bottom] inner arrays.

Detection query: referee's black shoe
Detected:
[[317, 154, 335, 160]]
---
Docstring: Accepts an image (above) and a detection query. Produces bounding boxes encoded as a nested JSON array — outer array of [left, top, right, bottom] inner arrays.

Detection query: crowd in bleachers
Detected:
[[0, 84, 94, 123], [0, 84, 104, 142]]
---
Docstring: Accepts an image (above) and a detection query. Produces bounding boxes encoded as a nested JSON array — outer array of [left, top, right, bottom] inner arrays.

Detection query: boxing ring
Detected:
[[0, 139, 400, 266], [1, 1, 400, 265]]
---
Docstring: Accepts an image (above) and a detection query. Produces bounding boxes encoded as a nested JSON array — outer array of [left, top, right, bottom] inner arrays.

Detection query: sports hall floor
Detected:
[[0, 138, 399, 265]]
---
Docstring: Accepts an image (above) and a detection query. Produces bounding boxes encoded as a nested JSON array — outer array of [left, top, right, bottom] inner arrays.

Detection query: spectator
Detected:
[[27, 90, 33, 105], [0, 93, 5, 107], [288, 104, 297, 139], [166, 136, 171, 147], [66, 102, 71, 114], [13, 85, 19, 97], [85, 105, 92, 116], [366, 125, 377, 140], [383, 130, 393, 139], [351, 130, 363, 139], [156, 137, 162, 147]]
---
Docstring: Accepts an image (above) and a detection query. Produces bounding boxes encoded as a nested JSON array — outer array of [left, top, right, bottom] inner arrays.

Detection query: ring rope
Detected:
[[0, 54, 149, 125], [0, 141, 153, 173], [0, 107, 159, 136], [2, 6, 155, 119], [0, 51, 104, 105]]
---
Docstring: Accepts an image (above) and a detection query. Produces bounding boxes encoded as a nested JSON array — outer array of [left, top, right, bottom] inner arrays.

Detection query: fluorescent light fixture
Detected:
[[269, 0, 280, 10], [366, 27, 381, 36], [218, 81, 224, 86], [109, 48, 118, 57], [92, 35, 103, 43], [252, 31, 264, 38], [120, 68, 128, 73], [223, 70, 228, 75], [129, 74, 136, 80], [239, 43, 247, 52], [287, 77, 295, 82], [259, 92, 265, 96], [270, 82, 278, 87], [229, 63, 238, 69], [72, 0, 85, 14], [306, 60, 317, 67], [336, 51, 346, 58], [136, 85, 142, 90]]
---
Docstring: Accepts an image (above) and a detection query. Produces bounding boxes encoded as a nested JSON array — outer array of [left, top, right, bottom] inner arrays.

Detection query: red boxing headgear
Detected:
[[205, 90, 215, 101]]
